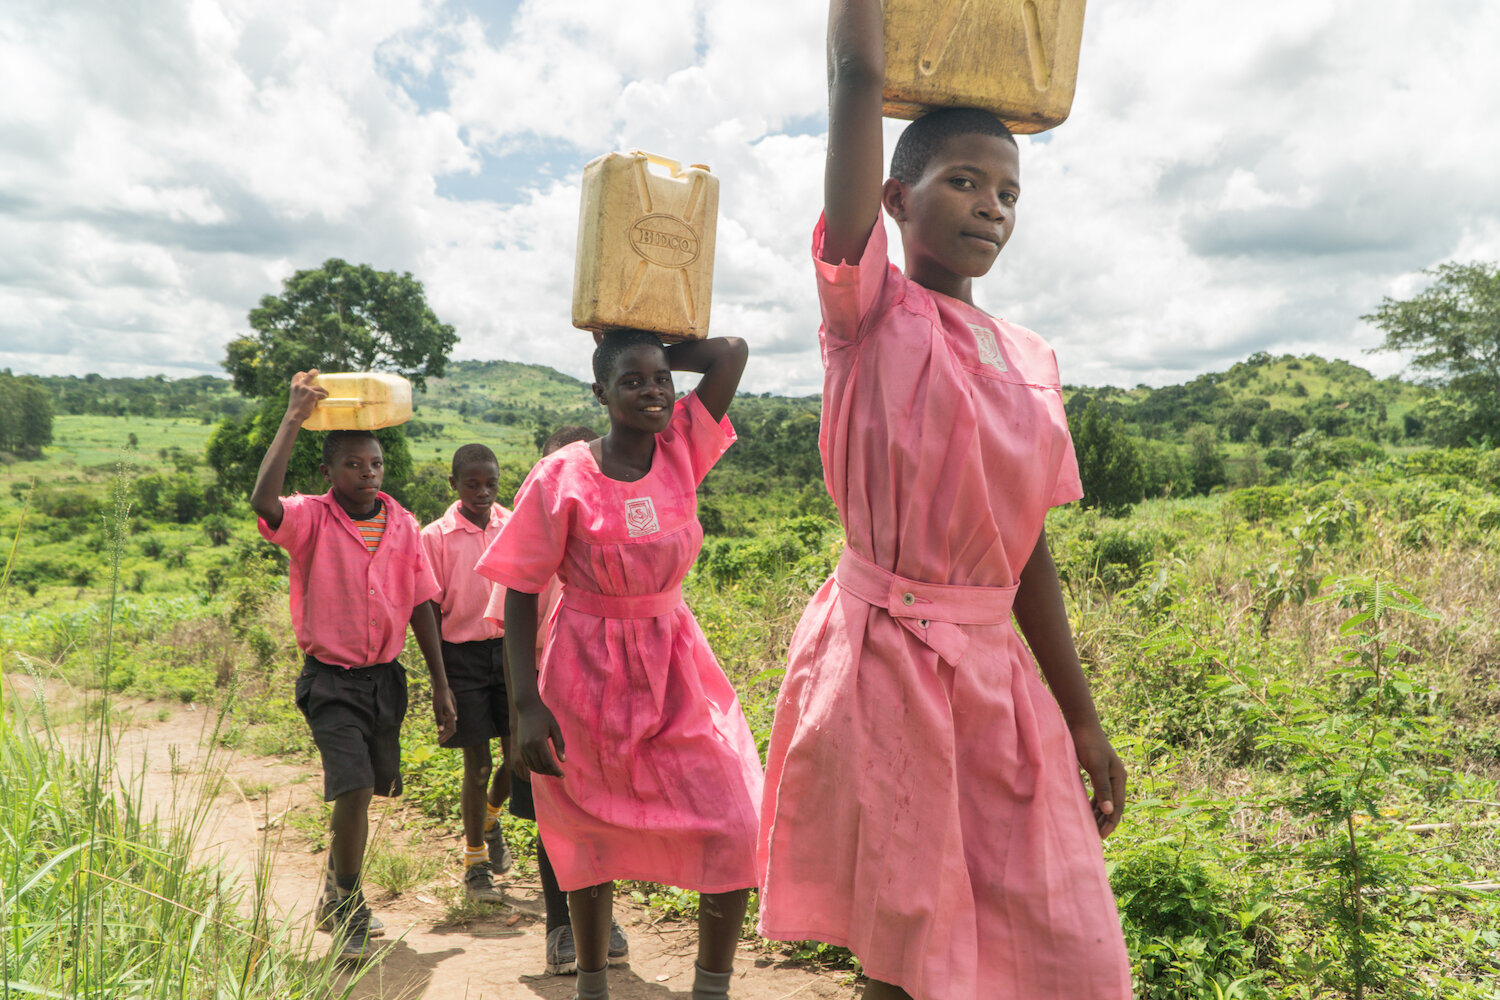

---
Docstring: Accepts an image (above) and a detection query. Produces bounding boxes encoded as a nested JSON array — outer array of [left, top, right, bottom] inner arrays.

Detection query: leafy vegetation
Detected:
[[0, 370, 54, 457], [4, 348, 1500, 997]]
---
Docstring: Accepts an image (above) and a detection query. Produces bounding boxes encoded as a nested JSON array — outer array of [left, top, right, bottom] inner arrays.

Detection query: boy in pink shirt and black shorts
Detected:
[[252, 370, 457, 961], [420, 443, 516, 903]]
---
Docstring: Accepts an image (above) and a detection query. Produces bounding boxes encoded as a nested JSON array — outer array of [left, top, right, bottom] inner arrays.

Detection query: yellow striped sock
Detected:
[[463, 843, 488, 867], [485, 801, 502, 831]]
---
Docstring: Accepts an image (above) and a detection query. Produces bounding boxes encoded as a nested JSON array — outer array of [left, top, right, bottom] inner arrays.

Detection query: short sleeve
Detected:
[[1051, 436, 1083, 507], [1050, 405, 1084, 508], [258, 493, 315, 557], [482, 583, 505, 631], [403, 510, 444, 606], [419, 523, 446, 597], [812, 212, 895, 350], [474, 464, 568, 595], [664, 391, 736, 486]]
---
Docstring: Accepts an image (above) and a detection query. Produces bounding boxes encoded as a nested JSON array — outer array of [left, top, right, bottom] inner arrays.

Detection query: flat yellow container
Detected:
[[572, 150, 718, 342], [882, 0, 1086, 133], [301, 372, 412, 431]]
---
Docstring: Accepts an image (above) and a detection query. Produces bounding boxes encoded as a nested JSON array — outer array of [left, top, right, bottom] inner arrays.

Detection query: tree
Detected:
[[1365, 261, 1500, 445], [1074, 400, 1144, 516], [0, 371, 54, 457], [208, 260, 454, 498], [1186, 425, 1227, 495], [225, 259, 457, 398]]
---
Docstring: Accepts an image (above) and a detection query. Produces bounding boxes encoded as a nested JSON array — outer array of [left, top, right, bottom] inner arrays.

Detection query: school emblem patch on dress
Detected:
[[969, 323, 1009, 372], [624, 497, 660, 537]]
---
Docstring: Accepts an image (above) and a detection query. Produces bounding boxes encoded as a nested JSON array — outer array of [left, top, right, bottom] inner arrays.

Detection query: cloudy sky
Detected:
[[3, 0, 1498, 395]]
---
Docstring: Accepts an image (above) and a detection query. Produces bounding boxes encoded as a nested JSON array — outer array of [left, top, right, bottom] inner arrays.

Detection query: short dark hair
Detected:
[[322, 430, 380, 466], [592, 329, 666, 385], [542, 425, 600, 456], [451, 443, 498, 477], [889, 108, 1016, 186]]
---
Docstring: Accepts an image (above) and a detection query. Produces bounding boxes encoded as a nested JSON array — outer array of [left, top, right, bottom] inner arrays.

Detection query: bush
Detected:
[[1113, 846, 1269, 999]]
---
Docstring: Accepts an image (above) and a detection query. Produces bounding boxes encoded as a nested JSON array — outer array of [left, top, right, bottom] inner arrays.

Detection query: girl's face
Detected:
[[593, 343, 674, 434], [884, 132, 1021, 294]]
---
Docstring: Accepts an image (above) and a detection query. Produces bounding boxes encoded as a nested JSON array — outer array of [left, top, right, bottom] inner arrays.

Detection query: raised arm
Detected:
[[665, 337, 747, 423], [1012, 528, 1127, 838], [822, 0, 888, 266], [250, 370, 327, 529]]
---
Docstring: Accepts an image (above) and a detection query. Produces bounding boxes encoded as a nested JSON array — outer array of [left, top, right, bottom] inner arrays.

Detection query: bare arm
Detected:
[[410, 601, 456, 743], [250, 370, 327, 529], [822, 0, 888, 266], [1012, 527, 1127, 837], [503, 589, 566, 778], [665, 337, 748, 422]]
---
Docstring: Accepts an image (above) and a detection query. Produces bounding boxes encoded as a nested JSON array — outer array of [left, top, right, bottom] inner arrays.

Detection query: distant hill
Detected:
[[26, 351, 1434, 456], [1065, 352, 1427, 446]]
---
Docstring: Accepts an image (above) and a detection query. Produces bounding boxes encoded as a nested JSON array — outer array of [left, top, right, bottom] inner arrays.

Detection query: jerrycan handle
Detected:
[[628, 150, 710, 177], [317, 398, 363, 408]]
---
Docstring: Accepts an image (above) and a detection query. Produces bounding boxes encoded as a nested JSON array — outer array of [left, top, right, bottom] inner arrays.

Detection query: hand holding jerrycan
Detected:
[[882, 0, 1087, 132], [299, 372, 412, 431], [572, 150, 718, 342]]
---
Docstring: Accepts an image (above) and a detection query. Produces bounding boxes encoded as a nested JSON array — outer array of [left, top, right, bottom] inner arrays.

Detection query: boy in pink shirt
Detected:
[[420, 443, 515, 903], [252, 370, 457, 961]]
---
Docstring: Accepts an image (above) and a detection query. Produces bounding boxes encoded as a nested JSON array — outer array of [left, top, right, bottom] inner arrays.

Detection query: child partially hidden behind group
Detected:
[[418, 444, 516, 901]]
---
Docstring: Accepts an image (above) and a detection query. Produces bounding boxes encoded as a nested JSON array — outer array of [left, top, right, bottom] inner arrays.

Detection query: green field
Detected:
[[4, 357, 1500, 998]]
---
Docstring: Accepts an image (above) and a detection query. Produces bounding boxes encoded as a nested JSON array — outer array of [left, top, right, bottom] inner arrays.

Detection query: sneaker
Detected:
[[465, 860, 506, 903], [607, 918, 630, 966], [332, 905, 375, 962], [316, 892, 386, 938], [545, 923, 578, 975], [484, 820, 513, 873]]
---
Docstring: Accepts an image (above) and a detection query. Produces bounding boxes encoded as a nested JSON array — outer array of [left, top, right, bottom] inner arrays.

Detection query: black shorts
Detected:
[[441, 638, 510, 749], [508, 774, 535, 821], [295, 657, 408, 802]]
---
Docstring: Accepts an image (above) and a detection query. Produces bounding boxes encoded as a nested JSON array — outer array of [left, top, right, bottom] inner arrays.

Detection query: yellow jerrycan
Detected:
[[572, 150, 718, 341], [882, 0, 1087, 133], [301, 372, 412, 431]]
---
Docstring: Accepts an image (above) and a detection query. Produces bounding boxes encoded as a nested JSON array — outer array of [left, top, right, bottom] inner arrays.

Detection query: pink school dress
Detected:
[[475, 392, 764, 894], [756, 217, 1133, 1000]]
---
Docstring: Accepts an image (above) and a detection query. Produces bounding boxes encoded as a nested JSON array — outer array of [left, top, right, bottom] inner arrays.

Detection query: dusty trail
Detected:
[[9, 677, 850, 1000]]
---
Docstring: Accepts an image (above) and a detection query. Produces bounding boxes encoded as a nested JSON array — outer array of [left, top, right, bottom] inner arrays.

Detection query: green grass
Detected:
[[0, 681, 371, 996]]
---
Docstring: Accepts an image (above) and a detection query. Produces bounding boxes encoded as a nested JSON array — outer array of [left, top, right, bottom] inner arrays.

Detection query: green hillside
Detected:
[[1067, 352, 1427, 447]]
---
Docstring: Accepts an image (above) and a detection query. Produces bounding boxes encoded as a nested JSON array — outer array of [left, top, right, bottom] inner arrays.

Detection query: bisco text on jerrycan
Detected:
[[572, 150, 718, 342], [882, 0, 1087, 133], [301, 373, 412, 432]]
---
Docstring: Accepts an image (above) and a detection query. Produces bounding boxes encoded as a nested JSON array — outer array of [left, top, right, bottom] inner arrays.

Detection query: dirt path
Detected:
[[8, 678, 850, 1000]]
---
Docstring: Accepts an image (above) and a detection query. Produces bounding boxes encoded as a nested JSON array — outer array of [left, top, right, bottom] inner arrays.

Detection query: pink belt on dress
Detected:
[[560, 584, 684, 619], [833, 546, 1019, 663]]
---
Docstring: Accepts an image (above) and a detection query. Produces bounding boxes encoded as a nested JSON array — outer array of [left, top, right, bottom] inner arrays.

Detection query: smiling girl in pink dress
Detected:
[[478, 331, 761, 1000], [755, 3, 1133, 999]]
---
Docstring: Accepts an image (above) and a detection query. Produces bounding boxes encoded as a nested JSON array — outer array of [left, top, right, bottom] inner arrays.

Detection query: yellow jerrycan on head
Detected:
[[882, 0, 1087, 132], [572, 150, 718, 342], [300, 372, 412, 431]]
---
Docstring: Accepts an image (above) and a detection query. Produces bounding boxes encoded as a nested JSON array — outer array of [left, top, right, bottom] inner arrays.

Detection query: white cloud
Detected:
[[2, 0, 1499, 396]]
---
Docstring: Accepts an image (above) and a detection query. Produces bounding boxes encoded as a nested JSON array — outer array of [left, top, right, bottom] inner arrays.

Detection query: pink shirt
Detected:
[[483, 574, 561, 665], [258, 491, 441, 669], [420, 501, 509, 644]]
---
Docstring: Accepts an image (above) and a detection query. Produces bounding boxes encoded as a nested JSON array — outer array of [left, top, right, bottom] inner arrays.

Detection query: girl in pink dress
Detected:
[[478, 331, 761, 1000], [756, 4, 1132, 999]]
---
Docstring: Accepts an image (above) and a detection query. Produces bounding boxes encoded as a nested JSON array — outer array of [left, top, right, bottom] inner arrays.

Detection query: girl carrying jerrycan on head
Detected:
[[755, 2, 1132, 999], [477, 331, 760, 1000]]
